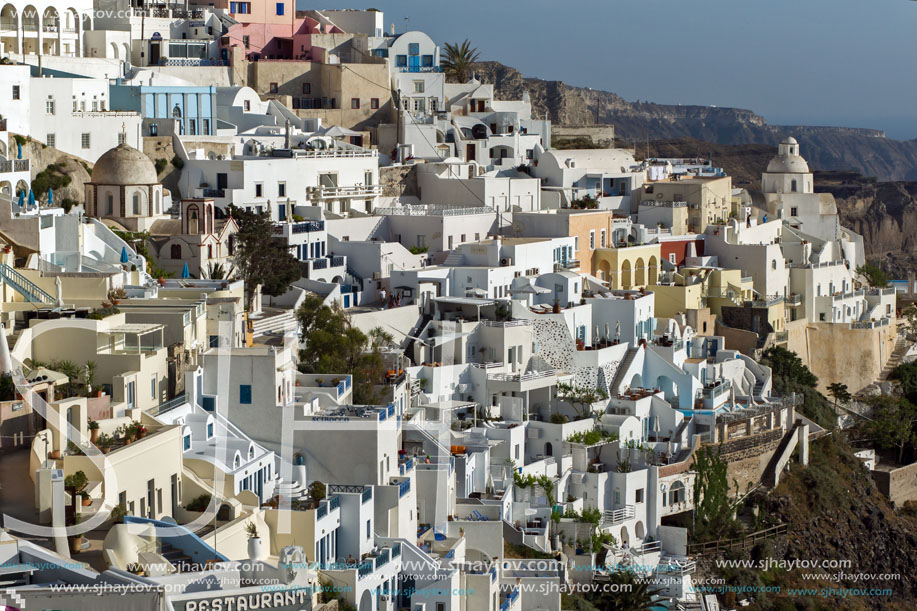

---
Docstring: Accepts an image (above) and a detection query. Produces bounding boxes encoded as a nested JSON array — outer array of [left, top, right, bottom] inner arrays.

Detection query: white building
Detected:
[[0, 0, 92, 58]]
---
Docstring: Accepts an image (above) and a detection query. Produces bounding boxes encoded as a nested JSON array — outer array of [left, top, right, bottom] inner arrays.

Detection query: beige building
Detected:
[[245, 60, 395, 134], [593, 243, 661, 289], [637, 175, 732, 234], [148, 199, 239, 279]]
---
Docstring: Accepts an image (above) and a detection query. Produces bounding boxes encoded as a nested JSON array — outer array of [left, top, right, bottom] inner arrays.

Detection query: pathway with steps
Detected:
[[857, 331, 910, 397]]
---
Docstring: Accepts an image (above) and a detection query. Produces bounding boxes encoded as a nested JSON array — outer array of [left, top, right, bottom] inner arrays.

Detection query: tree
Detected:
[[556, 382, 608, 419], [228, 205, 301, 309], [296, 294, 386, 405], [205, 262, 227, 280], [826, 382, 851, 413], [441, 39, 480, 83], [868, 396, 917, 464], [855, 263, 888, 288], [893, 361, 917, 404], [583, 569, 660, 611], [692, 444, 738, 541]]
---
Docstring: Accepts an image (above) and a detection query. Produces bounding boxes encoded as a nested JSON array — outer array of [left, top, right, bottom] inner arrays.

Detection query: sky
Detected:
[[303, 0, 917, 140]]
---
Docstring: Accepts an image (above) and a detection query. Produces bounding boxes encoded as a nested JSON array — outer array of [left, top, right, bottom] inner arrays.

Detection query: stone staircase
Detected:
[[248, 310, 298, 337], [609, 346, 639, 395], [442, 251, 464, 266], [273, 475, 308, 502], [160, 542, 198, 572], [857, 332, 909, 397]]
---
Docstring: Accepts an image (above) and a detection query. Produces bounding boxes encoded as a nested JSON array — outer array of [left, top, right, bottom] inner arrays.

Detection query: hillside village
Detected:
[[0, 4, 913, 611]]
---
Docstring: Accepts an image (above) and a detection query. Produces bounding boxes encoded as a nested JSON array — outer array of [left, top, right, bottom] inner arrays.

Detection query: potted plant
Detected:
[[246, 521, 262, 560], [80, 491, 92, 507], [97, 433, 113, 454], [110, 502, 127, 522], [68, 516, 83, 554], [130, 420, 147, 440], [49, 448, 61, 459], [88, 419, 99, 443], [122, 423, 135, 444]]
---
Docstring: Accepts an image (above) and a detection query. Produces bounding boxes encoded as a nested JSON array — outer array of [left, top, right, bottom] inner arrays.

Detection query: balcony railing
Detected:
[[602, 505, 635, 525], [398, 479, 411, 498], [308, 184, 381, 200], [202, 188, 225, 198], [0, 160, 29, 173], [487, 369, 557, 383], [480, 319, 531, 328], [554, 259, 580, 271], [396, 66, 443, 73]]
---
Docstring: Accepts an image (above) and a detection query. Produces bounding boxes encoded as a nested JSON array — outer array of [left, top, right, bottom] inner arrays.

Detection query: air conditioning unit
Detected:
[[500, 257, 513, 267]]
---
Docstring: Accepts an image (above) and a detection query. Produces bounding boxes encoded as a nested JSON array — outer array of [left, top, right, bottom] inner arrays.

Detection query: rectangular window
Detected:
[[255, 183, 263, 197], [202, 119, 210, 134], [243, 99, 251, 111], [636, 488, 645, 503], [240, 384, 252, 404], [183, 436, 191, 451], [790, 207, 798, 217], [151, 374, 157, 399], [408, 43, 419, 55], [422, 54, 433, 67], [207, 423, 214, 437], [118, 132, 126, 145], [413, 80, 424, 93], [600, 229, 607, 248], [81, 133, 90, 149], [242, 35, 250, 49], [46, 134, 55, 147], [46, 99, 55, 115], [366, 519, 371, 539], [396, 55, 407, 67], [278, 182, 286, 197], [11, 85, 19, 100], [275, 2, 284, 15], [589, 230, 595, 250], [351, 98, 360, 109], [302, 82, 311, 94], [269, 82, 278, 94], [574, 236, 579, 251], [91, 100, 98, 112], [669, 253, 676, 264], [370, 98, 379, 110], [189, 119, 196, 135]]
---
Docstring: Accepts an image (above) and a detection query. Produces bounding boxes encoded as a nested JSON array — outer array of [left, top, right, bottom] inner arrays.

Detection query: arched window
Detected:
[[187, 205, 199, 234], [170, 244, 181, 259], [132, 192, 140, 215]]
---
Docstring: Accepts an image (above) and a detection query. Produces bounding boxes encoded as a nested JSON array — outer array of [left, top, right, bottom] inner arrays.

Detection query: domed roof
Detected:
[[90, 143, 159, 185], [766, 154, 810, 174], [781, 136, 798, 145]]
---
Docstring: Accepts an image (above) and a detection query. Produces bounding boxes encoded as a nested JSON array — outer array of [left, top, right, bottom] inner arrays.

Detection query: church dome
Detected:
[[766, 136, 810, 174], [90, 143, 159, 185]]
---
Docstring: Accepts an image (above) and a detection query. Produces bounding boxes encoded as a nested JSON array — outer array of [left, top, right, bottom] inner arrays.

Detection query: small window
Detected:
[[370, 98, 379, 110], [351, 98, 360, 109], [242, 35, 250, 49], [396, 55, 407, 67], [151, 375, 157, 399], [243, 99, 251, 112], [278, 182, 286, 197], [269, 82, 278, 94], [366, 519, 371, 539], [11, 85, 19, 100], [118, 132, 126, 145], [183, 436, 191, 451], [275, 2, 284, 15], [600, 229, 606, 248], [669, 253, 676, 264], [408, 42, 419, 56], [46, 134, 56, 148], [240, 384, 252, 404], [302, 82, 311, 94], [255, 183, 263, 197], [636, 488, 644, 503], [790, 207, 798, 217], [207, 423, 214, 438], [46, 99, 55, 115], [81, 133, 91, 149], [413, 80, 424, 93], [589, 230, 595, 250]]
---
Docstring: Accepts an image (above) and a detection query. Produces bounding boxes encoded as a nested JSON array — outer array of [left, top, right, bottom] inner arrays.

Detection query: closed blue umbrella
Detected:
[[16, 142, 21, 159], [16, 191, 23, 208], [27, 190, 34, 207], [120, 246, 129, 264], [181, 262, 190, 279], [47, 188, 53, 205]]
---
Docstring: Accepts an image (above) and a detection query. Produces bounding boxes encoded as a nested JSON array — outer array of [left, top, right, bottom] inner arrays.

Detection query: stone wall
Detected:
[[805, 321, 897, 394], [379, 165, 418, 199], [551, 125, 615, 149], [871, 463, 917, 506], [718, 428, 785, 493]]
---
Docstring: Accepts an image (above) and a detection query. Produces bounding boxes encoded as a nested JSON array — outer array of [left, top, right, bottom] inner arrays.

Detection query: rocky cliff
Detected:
[[472, 61, 917, 182]]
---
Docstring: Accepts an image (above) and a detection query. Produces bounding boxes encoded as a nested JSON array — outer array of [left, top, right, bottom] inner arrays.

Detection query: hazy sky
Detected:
[[305, 0, 917, 140]]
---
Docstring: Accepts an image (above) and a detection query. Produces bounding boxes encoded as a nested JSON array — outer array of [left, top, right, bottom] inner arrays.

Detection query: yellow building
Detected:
[[594, 243, 661, 289], [650, 267, 753, 319], [638, 175, 732, 233]]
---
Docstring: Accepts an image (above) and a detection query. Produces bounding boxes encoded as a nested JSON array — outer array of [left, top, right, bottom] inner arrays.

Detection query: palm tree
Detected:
[[206, 262, 226, 280], [441, 40, 480, 83]]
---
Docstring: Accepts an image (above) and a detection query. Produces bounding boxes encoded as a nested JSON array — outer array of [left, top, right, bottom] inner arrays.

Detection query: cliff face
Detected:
[[472, 61, 917, 182]]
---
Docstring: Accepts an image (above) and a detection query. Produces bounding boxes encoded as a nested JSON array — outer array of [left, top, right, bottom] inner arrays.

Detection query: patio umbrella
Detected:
[[16, 142, 21, 159], [47, 188, 53, 205], [16, 191, 23, 208], [120, 246, 129, 264], [27, 190, 34, 207], [181, 262, 190, 279]]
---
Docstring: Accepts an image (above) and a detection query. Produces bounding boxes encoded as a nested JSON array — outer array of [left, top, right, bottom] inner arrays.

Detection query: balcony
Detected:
[[0, 159, 29, 173], [308, 184, 381, 200], [201, 188, 225, 198], [554, 259, 580, 271], [785, 293, 802, 306], [602, 505, 635, 526], [396, 66, 443, 73]]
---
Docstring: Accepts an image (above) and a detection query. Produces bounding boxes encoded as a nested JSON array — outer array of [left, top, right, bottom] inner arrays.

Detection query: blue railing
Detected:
[[0, 264, 55, 304], [361, 487, 372, 504], [397, 66, 443, 73], [490, 566, 496, 582], [330, 256, 345, 267], [201, 188, 225, 198], [392, 543, 401, 558], [311, 258, 328, 270], [398, 479, 410, 497], [291, 221, 324, 234], [444, 549, 454, 559], [316, 504, 327, 519], [329, 496, 340, 510], [358, 561, 373, 577], [376, 548, 390, 568], [337, 379, 347, 395], [387, 404, 395, 418], [399, 457, 414, 475]]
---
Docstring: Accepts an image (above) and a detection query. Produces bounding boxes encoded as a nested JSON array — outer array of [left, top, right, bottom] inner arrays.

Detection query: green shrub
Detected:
[[171, 155, 184, 169], [154, 158, 168, 174]]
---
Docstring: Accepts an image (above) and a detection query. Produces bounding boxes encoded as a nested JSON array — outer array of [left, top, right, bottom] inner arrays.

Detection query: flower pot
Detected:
[[68, 535, 83, 554], [101, 446, 110, 454], [90, 429, 99, 444], [81, 496, 92, 507], [138, 430, 147, 439], [124, 437, 132, 445], [49, 450, 61, 460], [247, 537, 263, 561]]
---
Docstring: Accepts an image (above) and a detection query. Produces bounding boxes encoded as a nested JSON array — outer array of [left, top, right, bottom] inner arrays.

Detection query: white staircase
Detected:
[[248, 310, 298, 337], [610, 346, 640, 394]]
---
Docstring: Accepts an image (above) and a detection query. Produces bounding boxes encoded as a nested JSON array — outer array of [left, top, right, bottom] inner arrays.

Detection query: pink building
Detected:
[[209, 0, 346, 61]]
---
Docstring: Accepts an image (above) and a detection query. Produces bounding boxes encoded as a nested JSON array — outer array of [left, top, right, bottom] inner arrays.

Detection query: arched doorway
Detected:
[[544, 442, 553, 457], [619, 525, 630, 547], [635, 520, 645, 540], [358, 590, 372, 611], [634, 257, 645, 286], [620, 259, 632, 290], [628, 373, 642, 391], [648, 255, 658, 285]]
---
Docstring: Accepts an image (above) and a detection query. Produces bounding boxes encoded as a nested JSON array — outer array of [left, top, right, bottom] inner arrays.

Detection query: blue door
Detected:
[[409, 55, 420, 72], [278, 204, 285, 221]]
